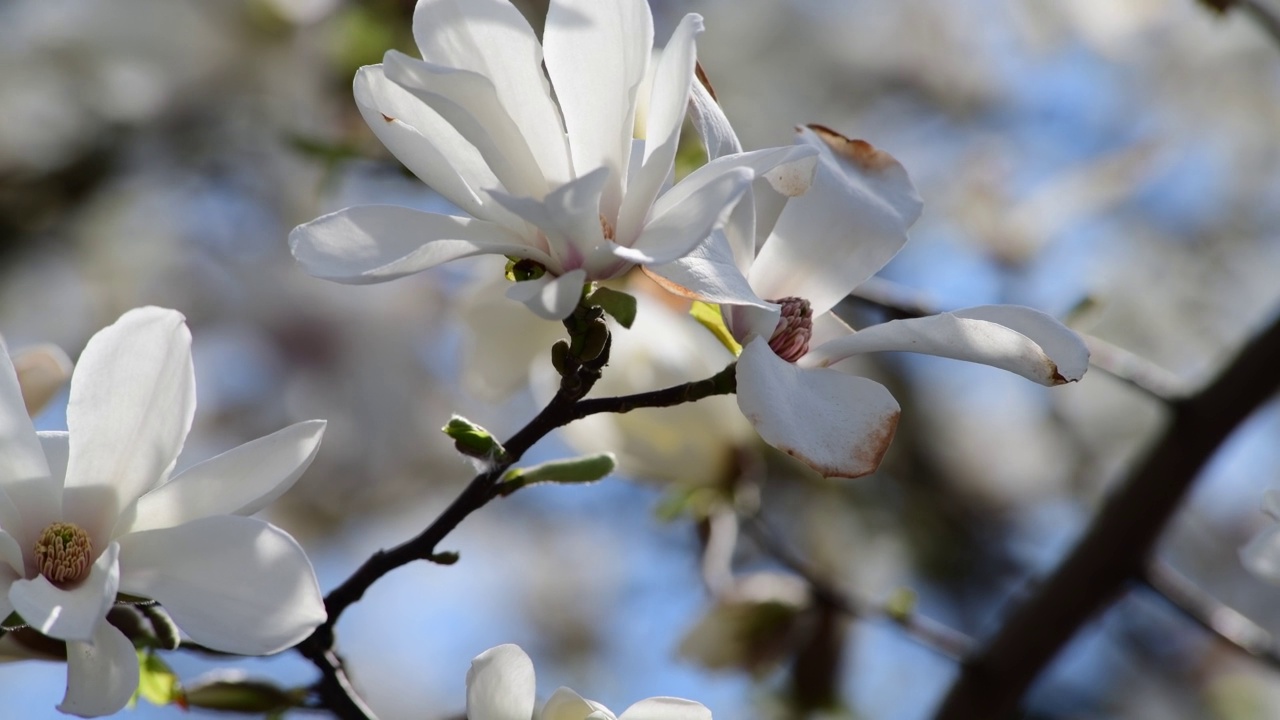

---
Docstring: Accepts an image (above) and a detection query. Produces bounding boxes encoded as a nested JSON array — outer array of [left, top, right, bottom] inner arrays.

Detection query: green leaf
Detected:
[[503, 453, 617, 489], [133, 650, 184, 708], [585, 286, 638, 329], [690, 302, 742, 356]]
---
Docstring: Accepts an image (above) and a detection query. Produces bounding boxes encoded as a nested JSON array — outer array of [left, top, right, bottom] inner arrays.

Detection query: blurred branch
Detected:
[[1142, 560, 1280, 671], [848, 277, 1187, 401], [932, 306, 1280, 719], [741, 515, 974, 661], [1199, 0, 1280, 49]]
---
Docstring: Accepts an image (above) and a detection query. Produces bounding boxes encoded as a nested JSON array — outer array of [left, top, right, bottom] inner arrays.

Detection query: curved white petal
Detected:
[[802, 308, 1087, 386], [10, 542, 119, 643], [384, 51, 550, 200], [290, 205, 550, 284], [627, 166, 753, 266], [125, 420, 326, 535], [14, 343, 72, 417], [617, 13, 703, 242], [505, 269, 589, 320], [804, 125, 923, 226], [1243, 525, 1280, 584], [63, 308, 193, 551], [544, 0, 652, 217], [543, 686, 604, 720], [411, 0, 570, 186], [117, 516, 323, 655], [0, 342, 56, 550], [491, 168, 612, 276], [0, 530, 24, 585], [466, 644, 537, 720], [737, 339, 899, 479], [952, 305, 1089, 383], [688, 73, 742, 162], [618, 697, 713, 720], [749, 130, 920, 317], [59, 622, 138, 718], [644, 230, 769, 309], [354, 64, 521, 227]]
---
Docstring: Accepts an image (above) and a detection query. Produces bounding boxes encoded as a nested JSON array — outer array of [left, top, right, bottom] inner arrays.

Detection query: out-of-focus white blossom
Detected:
[[11, 344, 72, 417]]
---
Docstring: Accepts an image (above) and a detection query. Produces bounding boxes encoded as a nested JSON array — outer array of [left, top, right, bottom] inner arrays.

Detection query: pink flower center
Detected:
[[767, 297, 813, 363], [34, 522, 93, 586]]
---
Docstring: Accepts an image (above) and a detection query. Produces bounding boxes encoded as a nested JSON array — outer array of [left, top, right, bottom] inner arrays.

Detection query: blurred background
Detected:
[[2, 0, 1280, 717]]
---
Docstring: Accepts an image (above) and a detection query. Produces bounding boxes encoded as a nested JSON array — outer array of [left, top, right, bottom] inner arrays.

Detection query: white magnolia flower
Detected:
[[0, 307, 326, 717], [1241, 490, 1280, 584], [467, 643, 711, 720], [650, 90, 1089, 479], [290, 0, 816, 320]]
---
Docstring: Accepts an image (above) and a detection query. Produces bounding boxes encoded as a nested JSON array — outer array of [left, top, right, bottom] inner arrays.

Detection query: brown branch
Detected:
[[931, 306, 1280, 719]]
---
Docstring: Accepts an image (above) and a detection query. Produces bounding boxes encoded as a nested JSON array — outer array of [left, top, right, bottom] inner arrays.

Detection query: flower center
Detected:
[[34, 522, 93, 586], [767, 297, 813, 363], [599, 214, 615, 242]]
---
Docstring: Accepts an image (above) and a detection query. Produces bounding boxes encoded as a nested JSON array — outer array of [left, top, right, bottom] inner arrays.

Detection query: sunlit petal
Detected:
[[10, 542, 119, 643], [466, 644, 536, 720], [505, 269, 589, 321], [58, 622, 138, 718], [618, 697, 713, 720], [0, 341, 56, 550]]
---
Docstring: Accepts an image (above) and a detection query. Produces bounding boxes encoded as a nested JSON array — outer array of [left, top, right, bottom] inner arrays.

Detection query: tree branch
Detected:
[[931, 306, 1280, 719]]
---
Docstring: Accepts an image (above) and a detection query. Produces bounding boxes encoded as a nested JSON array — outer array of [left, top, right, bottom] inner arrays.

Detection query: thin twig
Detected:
[[1142, 560, 1280, 671]]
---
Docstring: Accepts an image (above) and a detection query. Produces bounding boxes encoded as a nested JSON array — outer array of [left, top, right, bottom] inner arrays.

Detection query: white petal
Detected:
[[644, 230, 769, 309], [688, 73, 743, 162], [63, 307, 193, 553], [117, 516, 324, 655], [952, 305, 1090, 383], [803, 125, 923, 227], [466, 644, 537, 720], [544, 686, 604, 720], [354, 64, 521, 227], [0, 341, 56, 550], [618, 697, 712, 720], [617, 13, 703, 242], [384, 51, 550, 200], [627, 166, 752, 266], [1243, 525, 1280, 584], [0, 530, 24, 586], [491, 168, 615, 276], [544, 0, 652, 217], [505, 269, 589, 321], [737, 339, 899, 479], [749, 130, 920, 317], [124, 420, 326, 535], [14, 343, 72, 417], [10, 542, 119, 643], [290, 205, 550, 284], [411, 0, 571, 186], [802, 307, 1087, 386], [59, 622, 138, 718]]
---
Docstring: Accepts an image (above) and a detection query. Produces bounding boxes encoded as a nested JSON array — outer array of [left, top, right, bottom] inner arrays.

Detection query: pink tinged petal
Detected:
[[10, 542, 119, 643], [59, 622, 138, 718], [125, 420, 327, 535], [626, 166, 753, 266], [802, 308, 1086, 386], [544, 0, 653, 218], [505, 269, 589, 321], [618, 697, 713, 720], [466, 643, 537, 720], [384, 51, 550, 201], [952, 305, 1090, 383], [117, 516, 324, 655], [63, 308, 193, 550], [491, 168, 614, 276], [748, 132, 920, 318], [617, 13, 704, 242], [0, 341, 57, 549], [354, 64, 518, 226], [290, 205, 550, 284], [644, 230, 769, 309], [737, 339, 900, 479], [1243, 525, 1280, 584], [411, 0, 571, 187]]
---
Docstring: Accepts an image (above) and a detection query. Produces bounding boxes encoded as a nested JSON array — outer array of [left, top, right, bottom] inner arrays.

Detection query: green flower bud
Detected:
[[442, 416, 505, 460]]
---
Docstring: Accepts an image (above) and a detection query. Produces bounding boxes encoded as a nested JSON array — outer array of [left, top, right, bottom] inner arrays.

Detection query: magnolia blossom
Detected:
[[650, 90, 1089, 479], [290, 0, 815, 320], [467, 643, 711, 720], [0, 307, 326, 716]]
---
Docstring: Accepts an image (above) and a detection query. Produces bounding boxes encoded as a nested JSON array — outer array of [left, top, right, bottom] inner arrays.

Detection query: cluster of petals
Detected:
[[649, 86, 1090, 479], [0, 307, 326, 716], [467, 643, 711, 720], [290, 0, 817, 320]]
